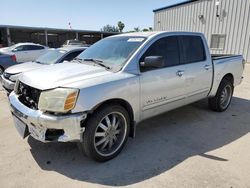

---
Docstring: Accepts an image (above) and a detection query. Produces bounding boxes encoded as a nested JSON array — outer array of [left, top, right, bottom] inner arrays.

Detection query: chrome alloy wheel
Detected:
[[220, 85, 232, 109], [94, 112, 127, 157]]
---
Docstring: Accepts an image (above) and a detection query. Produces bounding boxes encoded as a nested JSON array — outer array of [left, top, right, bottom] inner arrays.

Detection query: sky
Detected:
[[1, 0, 185, 31]]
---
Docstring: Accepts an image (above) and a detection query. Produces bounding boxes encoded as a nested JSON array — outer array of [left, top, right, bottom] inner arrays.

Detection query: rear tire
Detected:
[[78, 104, 130, 162], [208, 78, 234, 112]]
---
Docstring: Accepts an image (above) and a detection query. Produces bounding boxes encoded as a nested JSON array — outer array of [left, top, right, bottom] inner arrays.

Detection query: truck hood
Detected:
[[5, 62, 45, 74], [19, 62, 111, 90]]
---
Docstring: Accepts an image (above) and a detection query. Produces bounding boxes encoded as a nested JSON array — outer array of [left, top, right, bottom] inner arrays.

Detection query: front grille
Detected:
[[16, 82, 41, 110]]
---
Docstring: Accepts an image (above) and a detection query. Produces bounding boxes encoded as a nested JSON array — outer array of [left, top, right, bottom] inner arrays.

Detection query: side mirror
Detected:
[[140, 56, 164, 68]]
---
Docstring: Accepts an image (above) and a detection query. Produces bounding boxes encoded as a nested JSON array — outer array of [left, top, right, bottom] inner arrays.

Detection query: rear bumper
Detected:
[[0, 75, 15, 93], [9, 92, 87, 142]]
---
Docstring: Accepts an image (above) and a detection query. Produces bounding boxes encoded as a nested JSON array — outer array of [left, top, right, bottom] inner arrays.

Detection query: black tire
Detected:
[[79, 104, 130, 162], [76, 142, 87, 157], [0, 66, 4, 75], [208, 78, 234, 112]]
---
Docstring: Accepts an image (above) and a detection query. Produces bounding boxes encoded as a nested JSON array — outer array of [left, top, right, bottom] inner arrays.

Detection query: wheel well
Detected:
[[222, 73, 234, 85], [0, 65, 4, 71], [86, 99, 136, 138], [91, 99, 134, 123]]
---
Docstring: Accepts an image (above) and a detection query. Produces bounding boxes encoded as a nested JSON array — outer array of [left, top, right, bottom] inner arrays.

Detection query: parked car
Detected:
[[0, 52, 17, 75], [62, 39, 89, 47], [0, 46, 87, 93], [0, 43, 49, 63], [8, 32, 245, 162]]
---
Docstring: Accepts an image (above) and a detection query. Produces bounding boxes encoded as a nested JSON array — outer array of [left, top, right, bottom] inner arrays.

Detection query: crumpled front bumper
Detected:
[[9, 92, 87, 142], [0, 75, 15, 93]]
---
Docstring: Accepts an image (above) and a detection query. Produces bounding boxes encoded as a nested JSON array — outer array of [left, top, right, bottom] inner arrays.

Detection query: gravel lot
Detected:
[[0, 65, 249, 188]]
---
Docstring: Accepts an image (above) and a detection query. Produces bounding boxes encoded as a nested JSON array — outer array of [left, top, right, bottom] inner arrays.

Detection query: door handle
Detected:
[[204, 65, 211, 70], [176, 70, 184, 77]]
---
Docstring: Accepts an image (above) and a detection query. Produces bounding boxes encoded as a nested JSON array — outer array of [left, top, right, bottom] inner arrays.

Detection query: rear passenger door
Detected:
[[178, 35, 213, 102], [139, 35, 188, 120]]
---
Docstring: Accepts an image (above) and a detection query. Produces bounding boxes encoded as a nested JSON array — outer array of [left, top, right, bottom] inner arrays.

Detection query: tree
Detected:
[[134, 27, 140, 32], [143, 27, 153, 32], [101, 24, 119, 32], [117, 21, 125, 32]]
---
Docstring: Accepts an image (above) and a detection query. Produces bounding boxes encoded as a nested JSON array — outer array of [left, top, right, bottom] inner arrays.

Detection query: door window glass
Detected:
[[140, 36, 180, 72], [179, 36, 206, 64], [24, 45, 44, 51]]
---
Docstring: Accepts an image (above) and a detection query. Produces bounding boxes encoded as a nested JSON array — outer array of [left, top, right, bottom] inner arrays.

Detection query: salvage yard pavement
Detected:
[[0, 65, 250, 188]]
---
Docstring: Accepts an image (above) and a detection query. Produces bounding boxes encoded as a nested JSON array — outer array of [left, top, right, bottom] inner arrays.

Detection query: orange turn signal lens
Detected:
[[64, 91, 78, 110]]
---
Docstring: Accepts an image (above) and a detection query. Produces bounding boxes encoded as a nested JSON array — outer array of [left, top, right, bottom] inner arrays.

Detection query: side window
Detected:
[[140, 36, 180, 72], [179, 36, 206, 64], [34, 45, 45, 50], [24, 45, 44, 51], [62, 51, 83, 62], [13, 45, 25, 52]]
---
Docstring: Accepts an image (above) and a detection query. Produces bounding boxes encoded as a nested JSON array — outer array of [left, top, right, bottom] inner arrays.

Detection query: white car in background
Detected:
[[0, 43, 49, 63], [62, 39, 90, 47], [1, 46, 87, 93]]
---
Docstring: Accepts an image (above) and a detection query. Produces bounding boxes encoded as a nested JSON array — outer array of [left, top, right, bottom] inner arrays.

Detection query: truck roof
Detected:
[[110, 31, 204, 39], [115, 31, 161, 37]]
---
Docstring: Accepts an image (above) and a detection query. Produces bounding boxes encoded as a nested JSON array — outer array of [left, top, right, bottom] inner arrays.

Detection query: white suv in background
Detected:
[[0, 43, 49, 62]]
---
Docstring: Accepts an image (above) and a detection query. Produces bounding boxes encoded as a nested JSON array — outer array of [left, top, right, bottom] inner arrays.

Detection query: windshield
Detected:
[[36, 49, 67, 64], [7, 44, 18, 51], [78, 36, 146, 70]]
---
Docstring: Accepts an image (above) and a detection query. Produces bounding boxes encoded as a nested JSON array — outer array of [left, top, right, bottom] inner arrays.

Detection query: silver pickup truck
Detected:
[[8, 32, 245, 162]]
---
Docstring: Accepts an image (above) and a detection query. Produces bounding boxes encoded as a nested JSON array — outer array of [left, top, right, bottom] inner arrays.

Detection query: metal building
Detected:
[[0, 25, 118, 48], [153, 0, 250, 63]]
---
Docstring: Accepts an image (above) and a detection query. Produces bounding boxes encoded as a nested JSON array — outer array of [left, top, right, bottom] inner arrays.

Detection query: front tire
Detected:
[[0, 66, 4, 75], [208, 78, 234, 112], [79, 104, 130, 162]]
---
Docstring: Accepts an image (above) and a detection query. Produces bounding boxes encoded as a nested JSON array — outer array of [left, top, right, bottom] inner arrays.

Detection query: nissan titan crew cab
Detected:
[[8, 32, 245, 161]]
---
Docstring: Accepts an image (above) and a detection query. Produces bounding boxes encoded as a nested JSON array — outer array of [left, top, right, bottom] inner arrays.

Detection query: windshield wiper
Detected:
[[83, 58, 111, 70], [34, 61, 43, 64], [73, 57, 83, 63]]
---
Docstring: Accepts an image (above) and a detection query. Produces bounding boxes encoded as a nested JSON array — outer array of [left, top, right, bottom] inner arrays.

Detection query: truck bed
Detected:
[[209, 54, 244, 97], [212, 54, 242, 60]]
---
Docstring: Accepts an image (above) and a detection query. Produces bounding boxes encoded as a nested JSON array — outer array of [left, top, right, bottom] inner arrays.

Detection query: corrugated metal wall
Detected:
[[154, 0, 250, 62]]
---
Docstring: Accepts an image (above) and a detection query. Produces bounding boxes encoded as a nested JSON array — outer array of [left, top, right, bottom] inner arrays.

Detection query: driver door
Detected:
[[139, 35, 187, 120]]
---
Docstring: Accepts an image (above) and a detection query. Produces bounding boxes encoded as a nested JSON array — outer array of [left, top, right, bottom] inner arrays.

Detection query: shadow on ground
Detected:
[[28, 97, 250, 186]]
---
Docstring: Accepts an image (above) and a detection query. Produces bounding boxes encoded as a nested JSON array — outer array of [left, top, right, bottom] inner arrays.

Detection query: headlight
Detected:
[[38, 88, 79, 113], [9, 73, 21, 82]]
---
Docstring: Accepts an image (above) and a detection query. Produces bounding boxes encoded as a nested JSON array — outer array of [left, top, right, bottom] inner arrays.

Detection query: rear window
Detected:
[[179, 36, 206, 64]]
